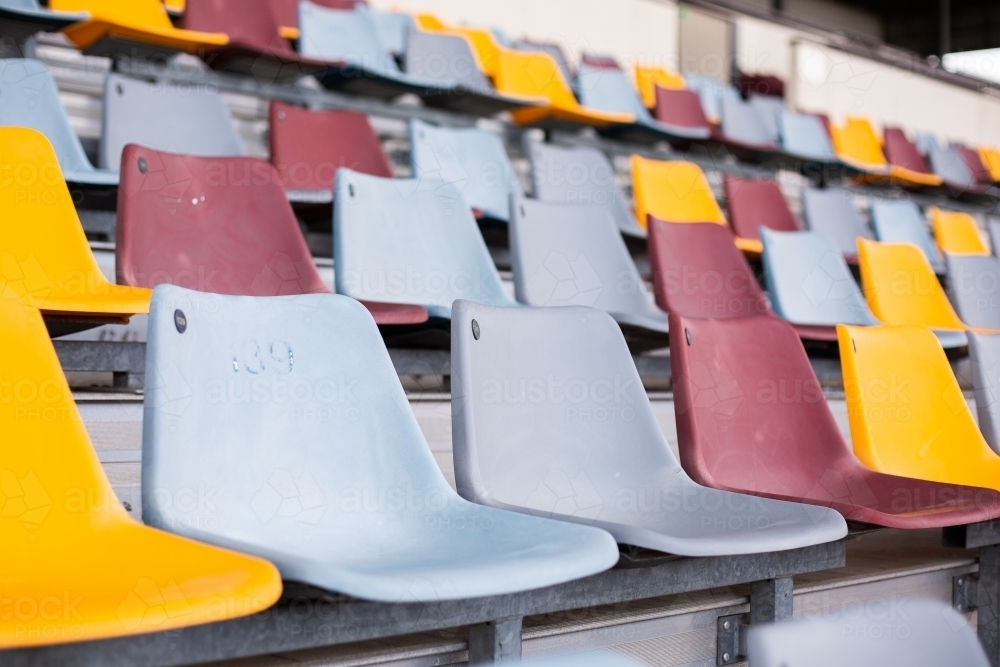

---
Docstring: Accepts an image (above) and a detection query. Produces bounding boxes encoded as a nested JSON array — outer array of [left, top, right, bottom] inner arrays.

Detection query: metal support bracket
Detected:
[[717, 577, 794, 665], [944, 521, 1000, 667], [717, 613, 748, 666], [955, 573, 979, 614], [468, 617, 522, 665]]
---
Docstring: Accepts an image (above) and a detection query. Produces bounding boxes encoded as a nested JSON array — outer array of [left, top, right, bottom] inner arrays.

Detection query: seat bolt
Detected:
[[722, 652, 730, 662], [138, 157, 147, 174], [471, 319, 480, 340], [174, 309, 187, 333], [723, 620, 731, 630]]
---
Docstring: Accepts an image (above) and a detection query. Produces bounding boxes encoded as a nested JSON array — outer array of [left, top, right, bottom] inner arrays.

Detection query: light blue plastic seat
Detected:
[[719, 95, 776, 150], [969, 331, 1000, 455], [779, 111, 837, 162], [748, 598, 989, 667], [682, 73, 737, 122], [143, 284, 619, 602], [800, 186, 872, 259], [749, 94, 784, 143], [451, 300, 848, 556], [944, 253, 1000, 329], [0, 58, 116, 186], [510, 198, 667, 333], [870, 199, 944, 273], [513, 39, 575, 85], [0, 0, 86, 44], [367, 8, 413, 57], [409, 119, 520, 222], [575, 62, 710, 142], [100, 72, 246, 172], [990, 217, 1000, 256], [334, 168, 519, 319], [523, 138, 643, 238], [926, 141, 980, 191]]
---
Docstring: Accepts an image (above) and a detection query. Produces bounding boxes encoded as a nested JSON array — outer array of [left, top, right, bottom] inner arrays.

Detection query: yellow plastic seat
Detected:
[[978, 146, 1000, 182], [838, 322, 1000, 491], [162, 0, 184, 14], [856, 238, 976, 333], [414, 13, 502, 79], [49, 0, 227, 58], [634, 64, 685, 109], [494, 48, 634, 129], [830, 117, 942, 187], [0, 296, 281, 648], [0, 128, 151, 328], [930, 207, 990, 255]]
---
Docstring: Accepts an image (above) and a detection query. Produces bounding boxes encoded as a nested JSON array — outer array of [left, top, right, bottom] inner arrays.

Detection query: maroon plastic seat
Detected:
[[647, 218, 836, 341], [883, 127, 935, 177], [184, 0, 332, 83], [735, 72, 784, 98], [269, 101, 393, 199], [116, 145, 426, 326], [580, 53, 620, 69], [670, 312, 1000, 528], [955, 143, 995, 186], [723, 175, 800, 241], [653, 86, 713, 134], [269, 0, 363, 29]]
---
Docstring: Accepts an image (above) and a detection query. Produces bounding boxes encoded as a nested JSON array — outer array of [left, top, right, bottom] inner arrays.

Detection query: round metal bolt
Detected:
[[684, 328, 692, 346], [278, 110, 286, 120], [137, 157, 147, 174], [722, 652, 731, 662], [723, 620, 731, 630], [348, 184, 355, 197], [471, 319, 480, 340], [116, 83, 124, 95], [174, 309, 187, 333]]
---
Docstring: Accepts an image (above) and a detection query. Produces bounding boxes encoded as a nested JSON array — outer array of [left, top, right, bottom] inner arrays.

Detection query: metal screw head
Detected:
[[723, 620, 731, 630], [348, 183, 355, 197], [137, 157, 147, 174], [722, 652, 731, 662], [278, 110, 286, 120], [471, 319, 480, 340], [174, 309, 187, 333], [116, 83, 124, 95], [684, 328, 692, 346]]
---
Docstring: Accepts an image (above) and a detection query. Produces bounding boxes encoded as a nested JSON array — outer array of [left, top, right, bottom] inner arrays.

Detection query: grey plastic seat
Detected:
[[927, 141, 981, 192], [299, 3, 453, 100], [0, 0, 86, 44], [575, 62, 710, 142], [513, 39, 575, 86], [990, 217, 1000, 256], [719, 95, 776, 151], [800, 186, 872, 260], [368, 8, 413, 57], [747, 597, 989, 667], [100, 73, 246, 172], [510, 198, 668, 333], [749, 94, 784, 143], [945, 253, 1000, 329], [451, 300, 848, 556], [523, 139, 643, 238], [760, 228, 878, 328], [870, 199, 944, 273], [143, 284, 619, 602], [409, 119, 520, 222], [334, 168, 519, 319], [682, 73, 737, 122], [779, 111, 837, 162], [0, 59, 116, 186], [969, 331, 1000, 455]]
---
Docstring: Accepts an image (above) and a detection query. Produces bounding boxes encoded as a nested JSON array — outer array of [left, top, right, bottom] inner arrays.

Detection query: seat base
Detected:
[[315, 66, 453, 101], [421, 87, 544, 116], [201, 44, 329, 84], [0, 8, 84, 44], [44, 313, 131, 338], [598, 119, 711, 146]]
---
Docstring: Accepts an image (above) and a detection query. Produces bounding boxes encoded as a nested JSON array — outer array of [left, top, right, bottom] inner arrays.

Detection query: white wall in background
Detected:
[[734, 14, 799, 80]]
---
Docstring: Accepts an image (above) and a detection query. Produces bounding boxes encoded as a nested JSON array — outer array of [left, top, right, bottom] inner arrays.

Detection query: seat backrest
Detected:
[[870, 199, 943, 272], [50, 0, 173, 29], [494, 47, 579, 110], [682, 72, 728, 122], [653, 86, 712, 131], [513, 39, 574, 84], [0, 59, 95, 176], [723, 175, 799, 240], [931, 207, 990, 255], [882, 127, 931, 174], [633, 64, 684, 108], [969, 332, 1000, 454], [927, 142, 976, 188], [670, 311, 852, 498], [720, 95, 774, 147], [800, 186, 871, 257], [298, 2, 398, 74], [510, 199, 661, 320], [647, 219, 769, 319], [268, 0, 360, 30], [404, 28, 491, 91], [955, 143, 993, 185], [414, 13, 502, 79], [980, 147, 1000, 181], [117, 145, 328, 296], [575, 62, 650, 120], [100, 73, 246, 172], [747, 598, 989, 667], [760, 229, 877, 326], [631, 156, 725, 231], [368, 9, 413, 56], [409, 119, 518, 222], [269, 100, 393, 193], [333, 168, 514, 318], [944, 253, 1000, 329], [184, 0, 291, 53], [523, 140, 638, 236], [830, 116, 887, 167], [857, 238, 967, 330], [779, 111, 836, 160], [748, 94, 784, 143]]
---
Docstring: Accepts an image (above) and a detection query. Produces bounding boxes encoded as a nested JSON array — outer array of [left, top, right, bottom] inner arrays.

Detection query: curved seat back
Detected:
[[801, 186, 871, 258], [630, 156, 725, 231], [944, 253, 1000, 329], [930, 207, 990, 255], [779, 111, 836, 161], [724, 175, 799, 241], [870, 200, 943, 273]]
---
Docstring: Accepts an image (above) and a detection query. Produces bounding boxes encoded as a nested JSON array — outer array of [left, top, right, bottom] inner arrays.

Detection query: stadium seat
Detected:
[[955, 142, 995, 186], [633, 64, 685, 108], [930, 206, 990, 255], [882, 127, 938, 183], [800, 186, 872, 261], [682, 73, 733, 124], [451, 300, 848, 556], [857, 238, 973, 346], [747, 598, 990, 667], [494, 48, 634, 129], [513, 38, 574, 85], [672, 311, 1000, 528], [830, 117, 941, 187], [181, 0, 331, 83], [523, 139, 644, 238], [749, 94, 784, 143], [268, 100, 392, 204], [268, 0, 361, 33], [925, 141, 987, 194], [49, 0, 228, 60], [870, 200, 944, 273], [718, 95, 778, 155], [0, 0, 86, 44], [100, 73, 246, 172], [509, 198, 668, 336], [723, 175, 800, 249], [414, 13, 503, 79], [0, 127, 150, 334], [367, 8, 413, 58], [334, 168, 519, 319], [652, 86, 715, 137], [575, 62, 711, 143], [979, 146, 1000, 182], [299, 4, 453, 100], [116, 146, 427, 325], [778, 111, 839, 163], [409, 119, 519, 222], [839, 322, 1000, 491], [143, 285, 619, 601], [0, 58, 117, 186], [970, 332, 1000, 454], [944, 253, 1000, 329], [0, 295, 281, 648]]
